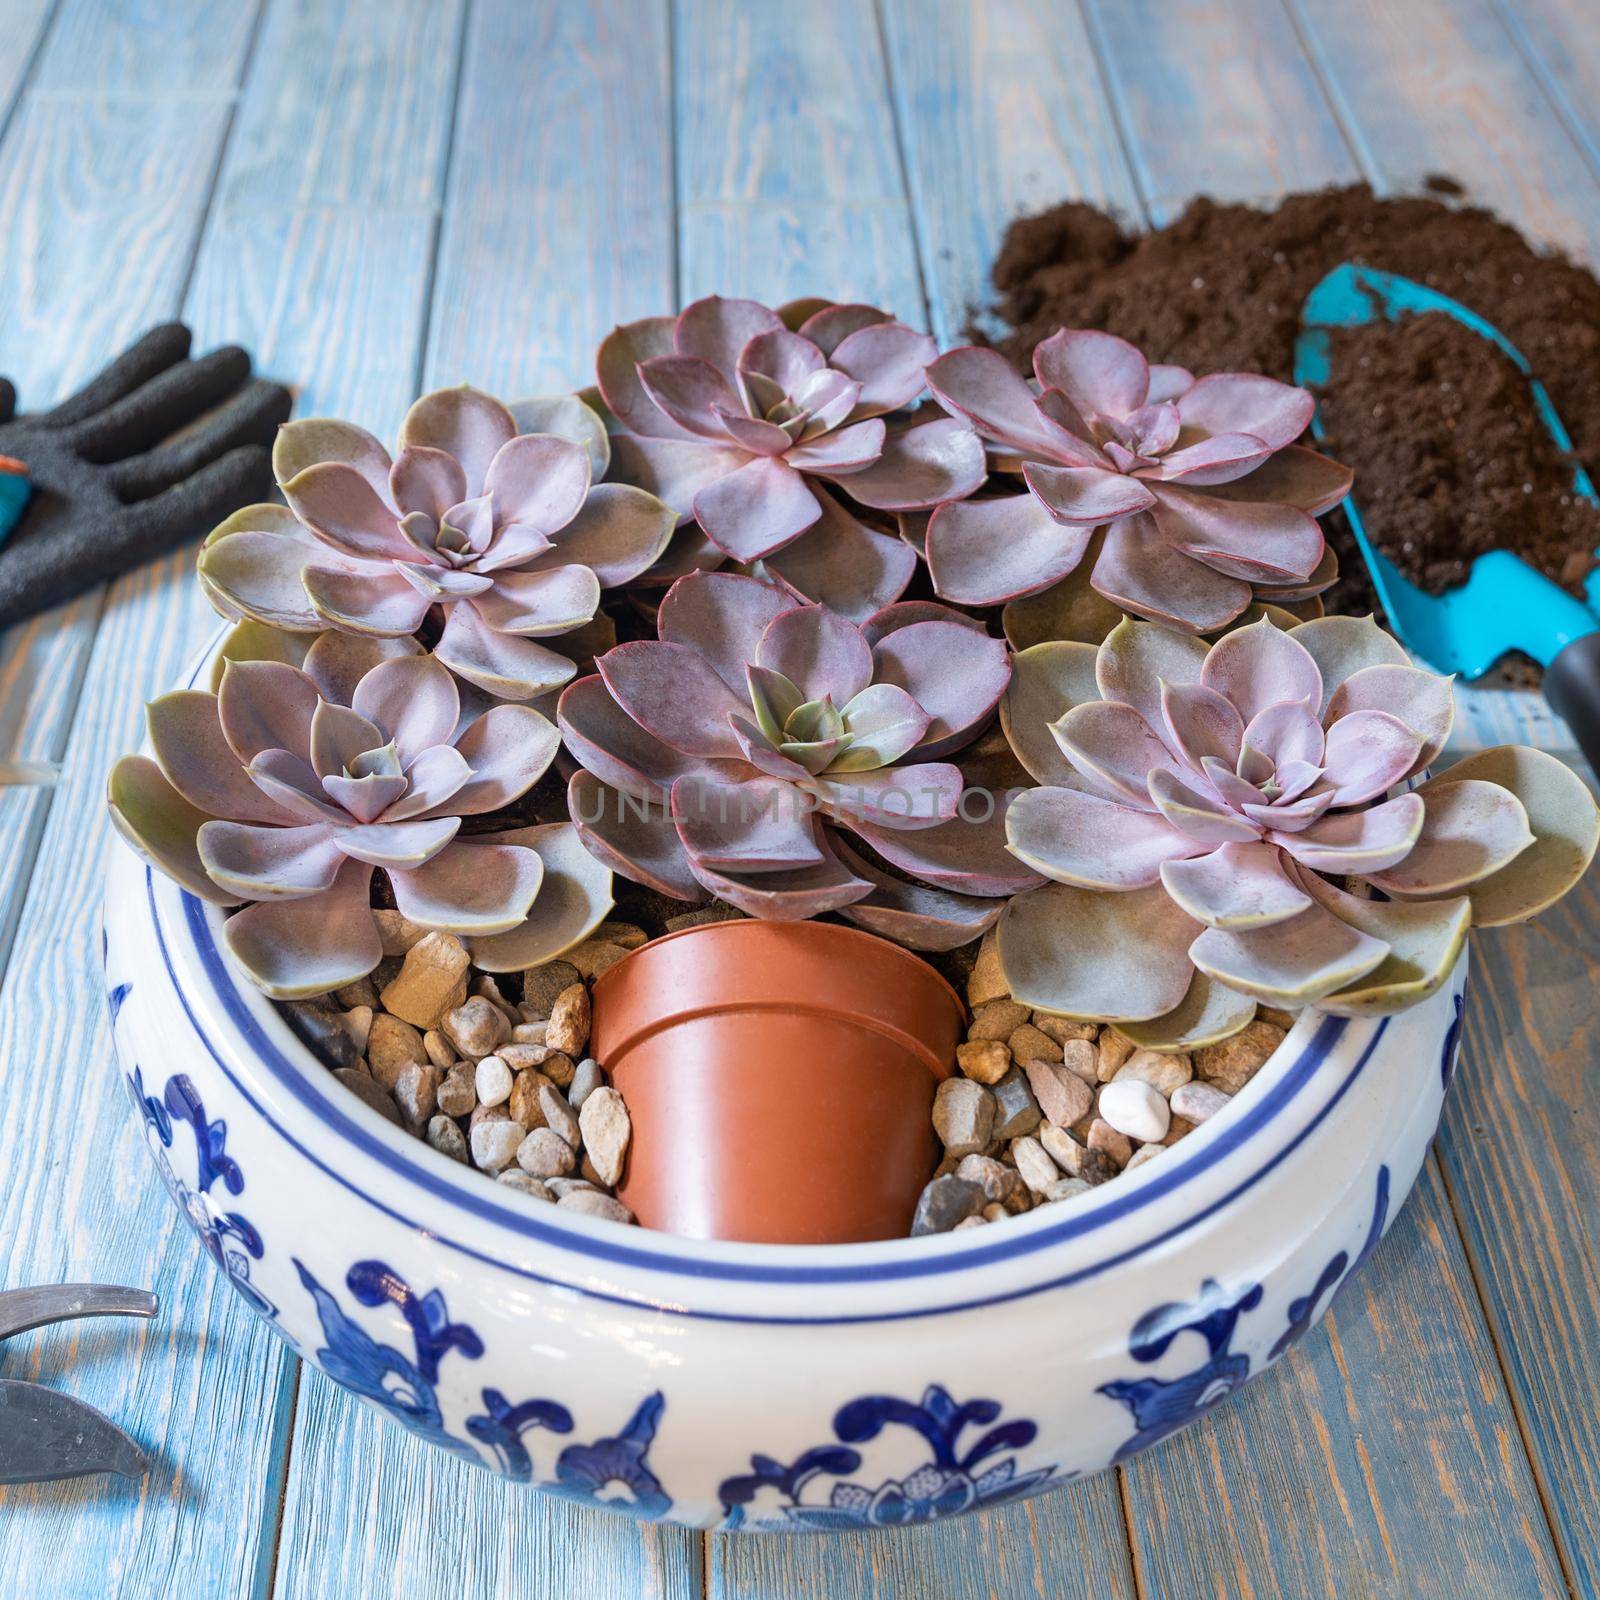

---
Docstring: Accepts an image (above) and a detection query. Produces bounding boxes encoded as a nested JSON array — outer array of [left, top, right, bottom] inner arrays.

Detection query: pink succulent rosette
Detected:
[[597, 296, 987, 620], [557, 572, 1033, 944], [106, 632, 613, 997], [924, 329, 1353, 632], [197, 387, 674, 701], [997, 616, 1599, 1046]]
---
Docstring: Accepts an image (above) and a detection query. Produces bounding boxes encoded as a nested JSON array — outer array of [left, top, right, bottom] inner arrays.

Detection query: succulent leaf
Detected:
[[1117, 971, 1258, 1052]]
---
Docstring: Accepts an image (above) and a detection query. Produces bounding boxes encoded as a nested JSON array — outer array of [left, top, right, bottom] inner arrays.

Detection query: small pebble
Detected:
[[1038, 1123, 1086, 1175], [366, 1012, 427, 1090], [1087, 1117, 1133, 1168], [1096, 1029, 1135, 1082], [965, 931, 1007, 1007], [556, 1189, 633, 1224], [579, 1087, 631, 1187], [989, 1066, 1042, 1140], [436, 1061, 478, 1118], [509, 1067, 554, 1129], [1098, 1079, 1170, 1143], [1171, 1081, 1232, 1124], [516, 1127, 576, 1180], [1011, 1135, 1061, 1196], [522, 960, 582, 1018], [286, 1001, 361, 1070], [1033, 1014, 1097, 1045], [335, 977, 379, 1010], [539, 1082, 581, 1150], [470, 1118, 524, 1173], [444, 996, 511, 1061], [910, 1174, 984, 1235], [373, 908, 429, 956], [393, 1062, 438, 1128], [955, 1039, 1011, 1085], [1195, 1021, 1286, 1093], [569, 1058, 604, 1110], [1022, 1058, 1092, 1128], [379, 931, 470, 1029], [1115, 1049, 1193, 1098], [1007, 1023, 1062, 1066], [592, 920, 648, 950], [953, 1213, 988, 1230], [338, 1006, 373, 1057], [1042, 1176, 1092, 1204], [496, 1170, 553, 1201], [426, 1114, 468, 1163], [1057, 1039, 1098, 1084], [546, 983, 592, 1057], [475, 1054, 513, 1108], [334, 1067, 400, 1125], [932, 1078, 995, 1157], [547, 1176, 597, 1199], [967, 999, 1029, 1042], [422, 1028, 456, 1071], [1124, 1143, 1166, 1172], [563, 939, 629, 980]]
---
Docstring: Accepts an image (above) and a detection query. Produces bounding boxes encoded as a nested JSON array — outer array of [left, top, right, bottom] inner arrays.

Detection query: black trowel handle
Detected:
[[1543, 630, 1600, 775]]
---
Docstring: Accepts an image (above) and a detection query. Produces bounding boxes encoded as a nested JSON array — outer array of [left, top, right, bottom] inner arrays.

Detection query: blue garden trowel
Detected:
[[1296, 263, 1600, 770]]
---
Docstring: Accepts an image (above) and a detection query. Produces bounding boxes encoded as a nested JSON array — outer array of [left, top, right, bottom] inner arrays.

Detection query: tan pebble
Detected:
[[496, 1170, 552, 1201], [335, 1068, 399, 1125], [556, 1189, 633, 1224], [1096, 1029, 1135, 1083], [468, 1101, 510, 1132], [339, 1006, 373, 1057], [517, 1127, 576, 1180], [1042, 1176, 1092, 1204], [1162, 1115, 1196, 1148], [932, 1078, 995, 1157], [546, 983, 592, 1057], [379, 932, 470, 1029], [1032, 1014, 1098, 1045], [932, 1152, 963, 1180], [579, 1154, 607, 1188], [521, 960, 583, 1018], [393, 1062, 439, 1128], [1087, 1117, 1133, 1168], [509, 1066, 555, 1128], [1022, 1058, 1092, 1128], [1171, 1081, 1231, 1124], [1010, 1135, 1060, 1196], [1057, 1039, 1098, 1085], [373, 909, 430, 957], [955, 1153, 1021, 1208], [366, 1013, 427, 1091], [1125, 1143, 1166, 1172], [335, 977, 379, 1010], [1195, 1021, 1286, 1094], [579, 1087, 631, 1187], [422, 1029, 456, 1071], [1008, 1023, 1063, 1066], [966, 999, 1029, 1042], [953, 1214, 988, 1231], [511, 1021, 551, 1046], [955, 1039, 1012, 1086], [425, 1114, 467, 1163], [664, 905, 743, 934], [966, 930, 1008, 1007], [436, 1062, 477, 1118], [980, 1201, 1008, 1222], [1038, 1123, 1086, 1176], [1115, 1048, 1193, 1098], [472, 974, 520, 1026], [564, 939, 630, 980], [538, 1083, 581, 1149], [1258, 1006, 1299, 1030], [592, 921, 647, 949], [442, 996, 510, 1061]]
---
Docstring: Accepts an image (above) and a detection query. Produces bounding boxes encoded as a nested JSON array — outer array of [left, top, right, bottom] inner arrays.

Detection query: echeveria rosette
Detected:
[[597, 296, 987, 620], [107, 631, 612, 997], [558, 571, 1023, 942], [196, 386, 674, 701], [997, 615, 1600, 1045], [923, 330, 1353, 633]]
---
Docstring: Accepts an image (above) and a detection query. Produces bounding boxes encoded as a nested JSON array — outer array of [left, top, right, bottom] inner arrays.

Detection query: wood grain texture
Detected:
[[274, 1368, 703, 1600], [1121, 1157, 1567, 1598], [1437, 902, 1600, 1593], [1492, 0, 1600, 180], [0, 547, 299, 1600], [1081, 0, 1359, 219], [878, 0, 1141, 346], [0, 0, 55, 133], [218, 0, 465, 213], [30, 0, 257, 92], [423, 0, 675, 397], [710, 1479, 1136, 1600]]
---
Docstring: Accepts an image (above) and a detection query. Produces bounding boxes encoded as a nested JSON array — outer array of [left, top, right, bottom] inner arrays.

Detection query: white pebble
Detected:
[[469, 1118, 524, 1173], [1097, 1079, 1170, 1144], [475, 1054, 513, 1108], [1170, 1081, 1232, 1125]]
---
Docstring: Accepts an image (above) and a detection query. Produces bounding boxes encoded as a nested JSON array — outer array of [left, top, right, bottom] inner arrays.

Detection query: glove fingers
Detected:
[[121, 443, 276, 548], [0, 378, 15, 426], [40, 323, 193, 429], [68, 345, 253, 463], [110, 380, 293, 501]]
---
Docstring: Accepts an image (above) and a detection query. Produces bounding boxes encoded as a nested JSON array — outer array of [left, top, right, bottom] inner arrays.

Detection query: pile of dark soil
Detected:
[[982, 181, 1600, 617], [1315, 311, 1595, 596]]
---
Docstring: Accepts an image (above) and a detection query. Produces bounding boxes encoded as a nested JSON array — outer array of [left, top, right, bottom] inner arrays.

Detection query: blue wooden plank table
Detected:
[[1, 1, 1597, 1594]]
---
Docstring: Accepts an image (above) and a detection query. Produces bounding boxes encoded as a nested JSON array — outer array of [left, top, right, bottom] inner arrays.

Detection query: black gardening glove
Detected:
[[0, 323, 292, 630]]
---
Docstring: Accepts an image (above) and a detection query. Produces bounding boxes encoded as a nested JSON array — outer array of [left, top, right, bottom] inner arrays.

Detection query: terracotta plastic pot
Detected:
[[589, 920, 965, 1245]]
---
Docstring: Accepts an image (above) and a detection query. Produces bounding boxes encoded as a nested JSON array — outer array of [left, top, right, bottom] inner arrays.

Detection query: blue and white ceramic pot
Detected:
[[102, 648, 1468, 1532]]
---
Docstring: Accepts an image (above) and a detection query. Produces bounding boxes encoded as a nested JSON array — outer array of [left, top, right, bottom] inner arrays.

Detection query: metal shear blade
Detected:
[[0, 1284, 157, 1486]]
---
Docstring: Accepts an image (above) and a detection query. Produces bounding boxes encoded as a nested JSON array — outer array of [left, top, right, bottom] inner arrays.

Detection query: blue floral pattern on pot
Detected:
[[295, 1258, 673, 1513], [716, 1384, 1056, 1529], [1441, 992, 1465, 1092], [1101, 1164, 1392, 1459], [121, 1016, 276, 1323]]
